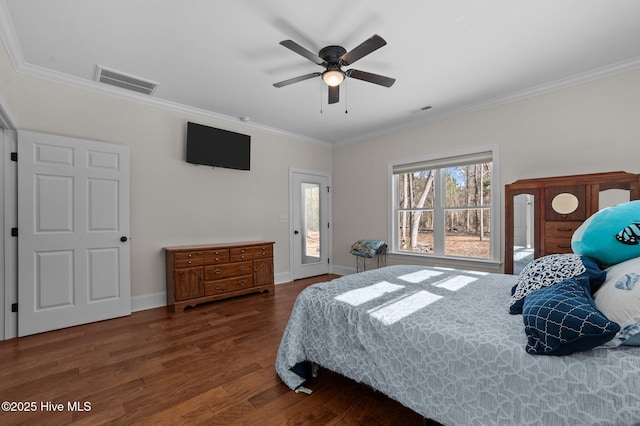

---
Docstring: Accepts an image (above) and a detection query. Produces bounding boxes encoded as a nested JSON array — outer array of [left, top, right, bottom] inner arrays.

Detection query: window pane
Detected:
[[398, 210, 434, 253], [444, 163, 492, 208], [444, 209, 490, 258], [391, 148, 496, 263], [301, 183, 320, 264], [398, 171, 435, 209]]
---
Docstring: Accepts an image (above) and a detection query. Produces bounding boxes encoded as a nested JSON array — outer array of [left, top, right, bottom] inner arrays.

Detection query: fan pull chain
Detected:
[[319, 79, 323, 114], [344, 78, 348, 114]]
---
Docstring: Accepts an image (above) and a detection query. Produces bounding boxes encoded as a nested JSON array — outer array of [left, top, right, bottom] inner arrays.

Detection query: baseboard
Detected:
[[131, 292, 167, 312], [332, 264, 356, 276], [275, 271, 292, 284]]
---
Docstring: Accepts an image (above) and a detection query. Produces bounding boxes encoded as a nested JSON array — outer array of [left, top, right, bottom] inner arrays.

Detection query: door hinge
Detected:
[[11, 228, 18, 237], [327, 258, 330, 264], [11, 303, 18, 312], [327, 186, 330, 193], [10, 152, 17, 162], [327, 222, 330, 229]]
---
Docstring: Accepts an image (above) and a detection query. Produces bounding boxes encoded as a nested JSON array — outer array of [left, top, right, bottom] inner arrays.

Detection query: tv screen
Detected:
[[186, 122, 251, 170]]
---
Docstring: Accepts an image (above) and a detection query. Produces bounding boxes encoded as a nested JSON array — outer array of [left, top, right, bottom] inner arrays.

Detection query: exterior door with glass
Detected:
[[291, 171, 329, 279]]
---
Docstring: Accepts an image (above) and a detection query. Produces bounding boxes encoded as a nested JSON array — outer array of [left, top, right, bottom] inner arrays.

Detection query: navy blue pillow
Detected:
[[510, 254, 606, 315], [522, 275, 619, 356]]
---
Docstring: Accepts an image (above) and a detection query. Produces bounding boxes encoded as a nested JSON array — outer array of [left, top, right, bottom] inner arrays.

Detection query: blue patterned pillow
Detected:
[[509, 254, 606, 314], [523, 275, 619, 356]]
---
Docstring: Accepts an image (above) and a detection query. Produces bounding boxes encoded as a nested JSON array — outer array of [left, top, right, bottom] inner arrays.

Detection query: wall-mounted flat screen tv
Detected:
[[186, 122, 251, 170]]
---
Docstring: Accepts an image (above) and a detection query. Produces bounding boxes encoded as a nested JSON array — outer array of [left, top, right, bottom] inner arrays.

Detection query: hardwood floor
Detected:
[[0, 275, 426, 425]]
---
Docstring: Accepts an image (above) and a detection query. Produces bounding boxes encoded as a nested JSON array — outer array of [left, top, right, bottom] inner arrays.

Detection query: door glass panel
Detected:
[[301, 182, 320, 264]]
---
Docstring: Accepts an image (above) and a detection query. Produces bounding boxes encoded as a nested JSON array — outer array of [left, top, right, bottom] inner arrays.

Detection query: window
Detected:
[[390, 147, 499, 264]]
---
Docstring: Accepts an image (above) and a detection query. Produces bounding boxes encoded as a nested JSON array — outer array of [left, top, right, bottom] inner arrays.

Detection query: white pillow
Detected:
[[594, 256, 640, 346]]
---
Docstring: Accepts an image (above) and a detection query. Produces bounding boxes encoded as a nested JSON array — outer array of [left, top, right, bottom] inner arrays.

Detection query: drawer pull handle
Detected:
[[188, 260, 192, 264], [239, 280, 246, 286], [215, 257, 219, 261], [557, 227, 573, 232], [215, 268, 222, 274], [557, 244, 571, 249], [188, 254, 192, 258], [241, 255, 245, 259], [214, 285, 222, 290], [239, 266, 245, 271]]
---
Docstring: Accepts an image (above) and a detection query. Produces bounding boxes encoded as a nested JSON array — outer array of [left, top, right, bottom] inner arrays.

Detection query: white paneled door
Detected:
[[17, 131, 130, 336]]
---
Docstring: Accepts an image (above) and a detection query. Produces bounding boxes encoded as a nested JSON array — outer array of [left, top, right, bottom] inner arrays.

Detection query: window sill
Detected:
[[388, 251, 503, 274]]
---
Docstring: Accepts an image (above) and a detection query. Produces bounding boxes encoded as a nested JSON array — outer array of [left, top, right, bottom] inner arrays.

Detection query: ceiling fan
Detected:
[[273, 34, 396, 104]]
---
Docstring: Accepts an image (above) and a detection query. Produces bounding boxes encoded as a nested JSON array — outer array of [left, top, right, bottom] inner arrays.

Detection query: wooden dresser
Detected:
[[504, 171, 640, 274], [165, 241, 275, 315]]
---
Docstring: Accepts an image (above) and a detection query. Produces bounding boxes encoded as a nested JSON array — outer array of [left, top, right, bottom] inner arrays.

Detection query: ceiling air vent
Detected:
[[95, 65, 159, 96]]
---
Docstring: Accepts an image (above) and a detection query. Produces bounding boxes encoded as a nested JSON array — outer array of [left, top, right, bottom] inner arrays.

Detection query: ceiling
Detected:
[[1, 0, 640, 145]]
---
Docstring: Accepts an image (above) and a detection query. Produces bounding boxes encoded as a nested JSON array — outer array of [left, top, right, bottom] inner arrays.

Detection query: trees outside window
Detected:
[[391, 148, 497, 261]]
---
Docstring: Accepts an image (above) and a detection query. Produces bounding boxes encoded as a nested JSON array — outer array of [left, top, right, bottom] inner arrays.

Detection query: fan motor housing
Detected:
[[319, 45, 347, 64]]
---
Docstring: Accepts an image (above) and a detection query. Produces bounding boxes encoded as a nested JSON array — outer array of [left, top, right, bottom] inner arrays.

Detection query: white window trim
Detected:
[[387, 145, 501, 270]]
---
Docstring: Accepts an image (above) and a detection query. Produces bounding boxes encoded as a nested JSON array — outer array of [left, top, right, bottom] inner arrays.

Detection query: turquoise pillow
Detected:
[[523, 275, 620, 356], [572, 200, 640, 266]]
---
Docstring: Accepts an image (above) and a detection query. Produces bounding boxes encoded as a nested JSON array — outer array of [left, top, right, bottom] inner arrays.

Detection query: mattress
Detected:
[[276, 265, 640, 426]]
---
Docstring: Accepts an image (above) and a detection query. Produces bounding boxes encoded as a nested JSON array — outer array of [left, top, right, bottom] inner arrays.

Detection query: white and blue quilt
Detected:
[[275, 265, 640, 426]]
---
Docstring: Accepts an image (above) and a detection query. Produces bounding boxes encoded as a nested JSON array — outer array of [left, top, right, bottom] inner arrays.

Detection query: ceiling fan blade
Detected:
[[280, 40, 327, 66], [339, 34, 387, 66], [328, 85, 339, 104], [346, 69, 396, 88], [273, 72, 321, 88]]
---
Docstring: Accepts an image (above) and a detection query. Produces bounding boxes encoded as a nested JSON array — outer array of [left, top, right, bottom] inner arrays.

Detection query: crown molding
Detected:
[[12, 61, 332, 147], [0, 2, 331, 148]]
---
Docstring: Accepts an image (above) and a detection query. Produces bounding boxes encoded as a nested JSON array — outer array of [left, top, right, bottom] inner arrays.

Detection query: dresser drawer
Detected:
[[252, 245, 273, 258], [174, 251, 203, 268], [229, 260, 253, 277], [204, 264, 230, 280], [229, 275, 253, 288], [544, 237, 573, 254], [204, 276, 254, 295], [545, 221, 582, 238], [230, 247, 253, 262], [203, 249, 230, 264]]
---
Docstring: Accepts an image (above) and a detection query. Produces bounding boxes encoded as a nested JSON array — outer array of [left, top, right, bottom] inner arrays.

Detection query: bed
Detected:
[[275, 264, 640, 426]]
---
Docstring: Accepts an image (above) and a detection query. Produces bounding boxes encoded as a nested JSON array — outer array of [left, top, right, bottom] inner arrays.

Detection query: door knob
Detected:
[[294, 230, 299, 235], [120, 236, 128, 242]]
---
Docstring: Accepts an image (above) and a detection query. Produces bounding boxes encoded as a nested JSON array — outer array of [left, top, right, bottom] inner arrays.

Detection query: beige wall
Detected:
[[0, 40, 332, 301], [332, 68, 640, 269], [3, 31, 640, 302]]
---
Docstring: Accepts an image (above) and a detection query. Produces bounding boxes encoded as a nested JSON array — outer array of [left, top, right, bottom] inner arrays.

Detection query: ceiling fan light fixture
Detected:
[[322, 69, 344, 87]]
